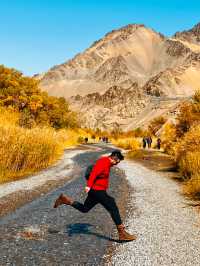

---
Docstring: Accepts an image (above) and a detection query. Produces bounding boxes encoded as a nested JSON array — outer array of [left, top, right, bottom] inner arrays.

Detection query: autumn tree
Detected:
[[176, 91, 200, 137], [0, 65, 79, 129]]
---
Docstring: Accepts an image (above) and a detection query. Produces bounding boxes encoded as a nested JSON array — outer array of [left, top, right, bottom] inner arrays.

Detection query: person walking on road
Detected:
[[157, 138, 161, 150], [147, 136, 152, 148], [142, 137, 147, 148], [148, 136, 152, 148], [54, 150, 136, 242]]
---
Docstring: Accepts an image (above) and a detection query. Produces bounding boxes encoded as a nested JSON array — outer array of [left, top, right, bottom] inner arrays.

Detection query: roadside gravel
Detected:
[[108, 160, 200, 266]]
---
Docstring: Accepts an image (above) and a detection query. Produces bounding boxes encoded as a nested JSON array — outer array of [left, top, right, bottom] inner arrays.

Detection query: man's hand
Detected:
[[85, 186, 91, 193]]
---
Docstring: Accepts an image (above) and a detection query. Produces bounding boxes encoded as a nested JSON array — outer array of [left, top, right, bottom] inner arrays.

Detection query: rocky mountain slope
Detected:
[[39, 23, 200, 131], [69, 84, 151, 129], [174, 23, 200, 45]]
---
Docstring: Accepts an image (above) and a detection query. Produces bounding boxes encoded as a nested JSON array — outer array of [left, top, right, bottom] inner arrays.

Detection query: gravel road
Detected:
[[0, 145, 129, 266], [1, 145, 200, 266], [108, 160, 200, 266]]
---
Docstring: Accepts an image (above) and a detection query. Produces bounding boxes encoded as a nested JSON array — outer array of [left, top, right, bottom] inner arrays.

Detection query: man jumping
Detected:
[[54, 150, 136, 242]]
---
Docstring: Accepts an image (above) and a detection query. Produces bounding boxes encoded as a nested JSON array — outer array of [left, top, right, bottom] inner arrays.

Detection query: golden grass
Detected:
[[56, 128, 87, 148], [183, 174, 200, 197], [0, 108, 88, 183], [174, 125, 200, 163], [161, 122, 177, 155], [0, 125, 64, 183], [179, 152, 200, 178], [180, 152, 200, 197], [112, 137, 140, 151], [126, 149, 144, 159], [172, 125, 200, 197], [0, 107, 19, 125]]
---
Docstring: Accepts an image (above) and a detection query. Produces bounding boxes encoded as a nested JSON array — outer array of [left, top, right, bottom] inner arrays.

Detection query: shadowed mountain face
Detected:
[[174, 23, 200, 45], [39, 23, 200, 131]]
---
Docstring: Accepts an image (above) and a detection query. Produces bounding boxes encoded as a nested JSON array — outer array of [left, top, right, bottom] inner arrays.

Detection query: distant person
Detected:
[[54, 150, 136, 242], [84, 137, 88, 144], [99, 137, 101, 142], [142, 137, 147, 149], [157, 138, 161, 150], [147, 136, 152, 148], [146, 137, 150, 148]]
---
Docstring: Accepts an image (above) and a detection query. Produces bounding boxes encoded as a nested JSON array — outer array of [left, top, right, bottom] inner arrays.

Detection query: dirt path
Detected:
[[0, 144, 129, 266], [107, 159, 200, 266], [127, 148, 178, 174]]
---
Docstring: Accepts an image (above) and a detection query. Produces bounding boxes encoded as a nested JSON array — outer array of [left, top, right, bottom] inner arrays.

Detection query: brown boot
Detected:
[[117, 224, 137, 242], [53, 193, 73, 208]]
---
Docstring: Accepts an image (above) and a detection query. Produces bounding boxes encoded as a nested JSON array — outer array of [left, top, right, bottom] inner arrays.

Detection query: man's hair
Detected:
[[110, 150, 124, 160]]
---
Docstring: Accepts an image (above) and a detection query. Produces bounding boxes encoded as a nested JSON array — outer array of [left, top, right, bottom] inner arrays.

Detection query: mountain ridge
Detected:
[[38, 22, 200, 131]]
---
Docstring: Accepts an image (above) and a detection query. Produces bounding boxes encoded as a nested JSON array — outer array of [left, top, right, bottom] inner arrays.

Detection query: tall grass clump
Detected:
[[158, 90, 200, 198], [161, 122, 178, 155], [0, 125, 63, 183], [56, 128, 92, 147], [0, 65, 85, 183], [182, 173, 200, 198], [0, 108, 85, 183], [174, 124, 200, 169], [112, 137, 140, 151], [0, 107, 19, 125], [173, 125, 200, 197]]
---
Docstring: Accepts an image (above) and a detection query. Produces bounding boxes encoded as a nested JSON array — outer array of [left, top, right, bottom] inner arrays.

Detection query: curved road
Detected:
[[0, 145, 129, 266], [1, 145, 200, 266]]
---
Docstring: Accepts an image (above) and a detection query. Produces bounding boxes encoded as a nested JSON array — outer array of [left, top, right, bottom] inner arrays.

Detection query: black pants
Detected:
[[72, 189, 122, 226]]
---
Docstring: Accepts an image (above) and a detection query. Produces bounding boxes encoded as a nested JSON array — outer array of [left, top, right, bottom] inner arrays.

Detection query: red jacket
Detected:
[[87, 156, 111, 190]]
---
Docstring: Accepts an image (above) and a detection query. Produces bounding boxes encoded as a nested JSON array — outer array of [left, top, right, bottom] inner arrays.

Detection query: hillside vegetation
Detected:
[[0, 65, 78, 129], [112, 90, 200, 198], [160, 91, 200, 197], [0, 65, 85, 183]]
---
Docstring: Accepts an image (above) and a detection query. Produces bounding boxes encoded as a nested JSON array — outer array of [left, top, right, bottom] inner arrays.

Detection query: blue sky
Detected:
[[0, 0, 199, 76]]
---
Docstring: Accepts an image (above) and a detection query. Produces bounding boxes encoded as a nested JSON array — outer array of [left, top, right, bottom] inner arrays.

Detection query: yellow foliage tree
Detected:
[[0, 65, 79, 129]]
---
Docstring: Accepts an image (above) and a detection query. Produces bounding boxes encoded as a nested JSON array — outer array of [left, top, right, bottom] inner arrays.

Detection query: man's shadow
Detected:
[[66, 223, 122, 243]]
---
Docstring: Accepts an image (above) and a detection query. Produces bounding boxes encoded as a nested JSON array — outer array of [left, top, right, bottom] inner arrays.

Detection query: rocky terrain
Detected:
[[69, 84, 150, 130], [174, 22, 200, 45], [38, 23, 200, 130]]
